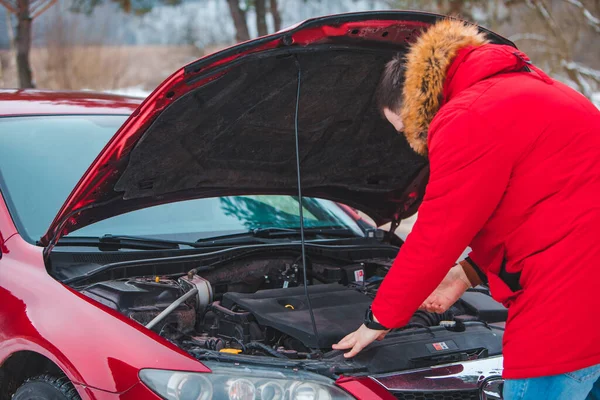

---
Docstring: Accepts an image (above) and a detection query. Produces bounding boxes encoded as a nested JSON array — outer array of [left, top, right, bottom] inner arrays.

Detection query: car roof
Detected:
[[0, 89, 143, 117]]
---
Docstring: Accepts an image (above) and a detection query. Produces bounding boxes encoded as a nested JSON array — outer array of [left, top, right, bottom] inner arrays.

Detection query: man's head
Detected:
[[375, 20, 489, 157], [375, 53, 406, 133]]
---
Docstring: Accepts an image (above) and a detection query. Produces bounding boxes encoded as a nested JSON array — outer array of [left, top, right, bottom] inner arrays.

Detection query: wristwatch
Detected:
[[364, 305, 390, 330]]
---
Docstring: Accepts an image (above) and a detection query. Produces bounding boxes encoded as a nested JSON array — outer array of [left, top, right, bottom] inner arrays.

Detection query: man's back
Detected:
[[439, 45, 600, 378], [340, 19, 600, 396]]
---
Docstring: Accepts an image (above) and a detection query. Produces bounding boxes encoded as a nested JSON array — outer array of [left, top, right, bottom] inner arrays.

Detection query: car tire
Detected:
[[12, 375, 81, 400]]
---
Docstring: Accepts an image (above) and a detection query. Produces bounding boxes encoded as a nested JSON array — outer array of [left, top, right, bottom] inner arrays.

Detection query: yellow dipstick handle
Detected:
[[220, 348, 242, 354]]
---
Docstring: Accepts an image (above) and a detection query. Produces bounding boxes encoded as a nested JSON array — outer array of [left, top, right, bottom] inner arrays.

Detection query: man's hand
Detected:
[[332, 324, 389, 358], [419, 263, 471, 314]]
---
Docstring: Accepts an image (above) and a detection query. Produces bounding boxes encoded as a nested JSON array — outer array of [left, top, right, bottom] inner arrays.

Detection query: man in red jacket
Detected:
[[332, 19, 600, 399]]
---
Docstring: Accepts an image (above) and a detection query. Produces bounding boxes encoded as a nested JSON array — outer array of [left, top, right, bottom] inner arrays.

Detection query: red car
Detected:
[[0, 12, 511, 400]]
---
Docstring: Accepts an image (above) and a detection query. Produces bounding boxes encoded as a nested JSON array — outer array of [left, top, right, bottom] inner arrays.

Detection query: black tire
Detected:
[[12, 375, 81, 400]]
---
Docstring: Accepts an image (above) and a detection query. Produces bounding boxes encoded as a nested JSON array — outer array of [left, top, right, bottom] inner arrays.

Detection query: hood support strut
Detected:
[[292, 53, 321, 349]]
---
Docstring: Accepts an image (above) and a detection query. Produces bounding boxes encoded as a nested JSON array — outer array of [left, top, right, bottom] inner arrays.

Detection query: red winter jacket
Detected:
[[372, 21, 600, 379]]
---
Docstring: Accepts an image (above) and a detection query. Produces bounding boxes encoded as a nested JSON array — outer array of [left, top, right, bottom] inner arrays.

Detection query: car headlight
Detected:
[[139, 362, 354, 400]]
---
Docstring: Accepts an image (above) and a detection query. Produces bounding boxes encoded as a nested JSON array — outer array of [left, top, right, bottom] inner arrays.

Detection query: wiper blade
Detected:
[[195, 227, 359, 244], [257, 227, 360, 238], [55, 228, 360, 251], [56, 235, 200, 251]]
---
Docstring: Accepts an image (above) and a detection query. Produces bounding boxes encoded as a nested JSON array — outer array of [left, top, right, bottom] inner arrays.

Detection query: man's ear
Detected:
[[383, 107, 404, 132]]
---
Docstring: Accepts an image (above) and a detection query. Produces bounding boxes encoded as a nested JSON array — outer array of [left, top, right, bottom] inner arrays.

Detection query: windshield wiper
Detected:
[[54, 228, 360, 251], [55, 235, 200, 251], [195, 227, 360, 244]]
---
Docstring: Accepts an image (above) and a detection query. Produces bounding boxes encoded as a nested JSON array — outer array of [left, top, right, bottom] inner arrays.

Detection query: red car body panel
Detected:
[[0, 90, 142, 117], [336, 376, 397, 400], [83, 384, 161, 399], [0, 192, 17, 252], [0, 231, 209, 393]]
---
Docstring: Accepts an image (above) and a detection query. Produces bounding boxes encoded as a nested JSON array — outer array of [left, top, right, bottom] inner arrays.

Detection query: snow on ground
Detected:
[[593, 92, 600, 109], [102, 86, 152, 99]]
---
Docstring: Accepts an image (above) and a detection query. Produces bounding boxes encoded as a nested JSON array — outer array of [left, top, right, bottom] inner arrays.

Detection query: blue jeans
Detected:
[[503, 364, 600, 400]]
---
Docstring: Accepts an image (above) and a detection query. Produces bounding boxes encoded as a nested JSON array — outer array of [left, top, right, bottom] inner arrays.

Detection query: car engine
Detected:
[[80, 255, 507, 374]]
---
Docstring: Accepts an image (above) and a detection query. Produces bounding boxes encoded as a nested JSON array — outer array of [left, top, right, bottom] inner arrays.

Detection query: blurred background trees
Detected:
[[0, 0, 598, 104], [389, 0, 599, 100], [0, 0, 57, 88]]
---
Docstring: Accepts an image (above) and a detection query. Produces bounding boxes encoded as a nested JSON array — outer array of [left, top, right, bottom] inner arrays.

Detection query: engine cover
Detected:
[[82, 277, 196, 331], [221, 284, 371, 348], [325, 323, 504, 374]]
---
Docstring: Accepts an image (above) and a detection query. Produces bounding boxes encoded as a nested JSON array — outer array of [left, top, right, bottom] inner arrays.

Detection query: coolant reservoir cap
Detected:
[[219, 348, 243, 354]]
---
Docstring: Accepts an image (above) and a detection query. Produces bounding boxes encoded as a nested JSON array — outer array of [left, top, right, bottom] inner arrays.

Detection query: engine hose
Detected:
[[204, 337, 225, 351], [244, 342, 287, 359], [183, 337, 225, 352], [146, 288, 198, 330], [409, 310, 454, 327]]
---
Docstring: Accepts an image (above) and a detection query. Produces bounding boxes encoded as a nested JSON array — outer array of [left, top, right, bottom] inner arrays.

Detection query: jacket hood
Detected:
[[400, 19, 489, 156], [40, 12, 515, 247]]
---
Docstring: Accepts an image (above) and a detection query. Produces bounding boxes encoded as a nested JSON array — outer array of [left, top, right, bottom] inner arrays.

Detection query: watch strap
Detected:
[[364, 307, 390, 330]]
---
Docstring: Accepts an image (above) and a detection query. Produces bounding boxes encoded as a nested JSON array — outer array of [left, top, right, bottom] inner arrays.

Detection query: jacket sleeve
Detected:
[[372, 109, 514, 328]]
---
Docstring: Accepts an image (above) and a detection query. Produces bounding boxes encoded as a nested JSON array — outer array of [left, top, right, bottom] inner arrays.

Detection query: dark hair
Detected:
[[375, 53, 406, 116]]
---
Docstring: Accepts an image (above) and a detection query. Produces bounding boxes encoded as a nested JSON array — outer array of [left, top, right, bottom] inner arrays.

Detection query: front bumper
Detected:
[[338, 356, 504, 400]]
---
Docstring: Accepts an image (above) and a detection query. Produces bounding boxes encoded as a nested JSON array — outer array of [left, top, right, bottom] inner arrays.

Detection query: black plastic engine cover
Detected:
[[81, 278, 196, 331], [222, 284, 371, 348], [81, 278, 184, 312], [324, 323, 504, 374], [459, 291, 508, 323]]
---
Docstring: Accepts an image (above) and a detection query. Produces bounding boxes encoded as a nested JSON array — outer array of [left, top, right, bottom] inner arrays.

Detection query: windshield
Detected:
[[0, 115, 364, 243]]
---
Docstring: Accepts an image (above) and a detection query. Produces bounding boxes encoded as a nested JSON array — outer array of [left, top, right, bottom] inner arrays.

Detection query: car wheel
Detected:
[[12, 375, 81, 400]]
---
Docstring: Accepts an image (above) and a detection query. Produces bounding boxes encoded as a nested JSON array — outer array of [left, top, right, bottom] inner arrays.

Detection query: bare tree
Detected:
[[255, 0, 268, 36], [527, 0, 599, 97], [0, 0, 57, 88], [227, 0, 283, 42], [390, 0, 599, 100], [38, 6, 129, 91], [226, 0, 251, 42], [270, 0, 281, 32]]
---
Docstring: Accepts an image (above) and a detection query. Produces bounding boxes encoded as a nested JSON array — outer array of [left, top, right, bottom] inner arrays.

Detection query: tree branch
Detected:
[[0, 0, 18, 13], [31, 0, 56, 18], [269, 0, 281, 32], [509, 33, 548, 42], [561, 60, 600, 82], [563, 0, 600, 33], [531, 0, 595, 98]]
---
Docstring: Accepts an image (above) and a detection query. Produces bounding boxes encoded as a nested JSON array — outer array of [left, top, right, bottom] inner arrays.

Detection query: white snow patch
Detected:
[[593, 92, 600, 109], [562, 60, 600, 80], [102, 86, 151, 99], [564, 0, 600, 32], [471, 5, 489, 22]]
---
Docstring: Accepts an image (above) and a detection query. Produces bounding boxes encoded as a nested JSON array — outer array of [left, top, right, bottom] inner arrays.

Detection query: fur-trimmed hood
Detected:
[[401, 19, 489, 156]]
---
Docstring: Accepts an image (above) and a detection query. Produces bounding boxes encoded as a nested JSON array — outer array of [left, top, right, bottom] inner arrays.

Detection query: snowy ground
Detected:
[[102, 86, 152, 98]]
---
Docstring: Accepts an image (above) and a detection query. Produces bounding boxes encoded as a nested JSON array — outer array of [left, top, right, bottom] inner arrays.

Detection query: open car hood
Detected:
[[40, 11, 514, 246]]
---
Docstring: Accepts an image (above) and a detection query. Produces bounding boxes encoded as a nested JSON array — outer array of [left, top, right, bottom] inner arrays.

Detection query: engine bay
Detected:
[[79, 253, 507, 375]]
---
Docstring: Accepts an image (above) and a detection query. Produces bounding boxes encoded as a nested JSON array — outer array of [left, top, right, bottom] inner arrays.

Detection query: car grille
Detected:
[[392, 390, 479, 400]]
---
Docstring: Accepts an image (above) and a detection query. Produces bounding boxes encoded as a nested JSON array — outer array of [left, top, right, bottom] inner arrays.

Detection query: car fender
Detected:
[[0, 234, 209, 393]]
